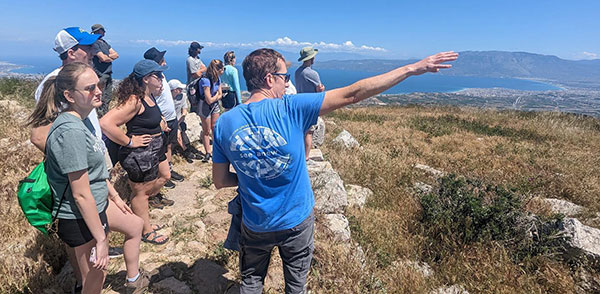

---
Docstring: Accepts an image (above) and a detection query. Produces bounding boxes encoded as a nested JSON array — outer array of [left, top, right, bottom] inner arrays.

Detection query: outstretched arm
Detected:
[[320, 51, 458, 115]]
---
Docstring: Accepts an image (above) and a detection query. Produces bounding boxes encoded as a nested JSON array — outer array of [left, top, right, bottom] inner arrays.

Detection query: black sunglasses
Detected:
[[271, 72, 290, 82]]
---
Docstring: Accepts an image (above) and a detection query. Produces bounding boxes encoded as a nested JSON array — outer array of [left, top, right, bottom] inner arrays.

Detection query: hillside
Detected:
[[1, 78, 600, 293], [316, 51, 600, 87]]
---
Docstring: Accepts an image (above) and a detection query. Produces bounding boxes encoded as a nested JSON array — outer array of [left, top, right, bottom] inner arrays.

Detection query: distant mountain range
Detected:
[[315, 51, 600, 85]]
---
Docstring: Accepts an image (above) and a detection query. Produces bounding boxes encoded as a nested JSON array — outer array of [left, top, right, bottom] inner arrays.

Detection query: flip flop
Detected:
[[151, 224, 166, 231], [142, 230, 169, 245]]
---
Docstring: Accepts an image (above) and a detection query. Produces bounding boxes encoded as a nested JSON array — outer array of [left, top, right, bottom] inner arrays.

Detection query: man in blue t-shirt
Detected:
[[212, 48, 458, 294]]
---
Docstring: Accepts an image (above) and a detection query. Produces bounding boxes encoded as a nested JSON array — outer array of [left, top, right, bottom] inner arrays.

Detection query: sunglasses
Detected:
[[271, 72, 290, 83], [150, 72, 164, 79], [73, 81, 105, 95]]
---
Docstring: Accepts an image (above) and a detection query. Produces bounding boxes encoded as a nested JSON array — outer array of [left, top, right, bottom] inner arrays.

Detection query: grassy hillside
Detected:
[[312, 106, 600, 293]]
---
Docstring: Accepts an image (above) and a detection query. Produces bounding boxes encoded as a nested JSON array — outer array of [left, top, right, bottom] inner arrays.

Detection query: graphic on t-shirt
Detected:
[[229, 125, 291, 180]]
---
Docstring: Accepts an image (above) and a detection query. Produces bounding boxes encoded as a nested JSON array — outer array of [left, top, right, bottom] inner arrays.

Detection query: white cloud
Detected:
[[581, 51, 598, 59], [131, 36, 386, 53]]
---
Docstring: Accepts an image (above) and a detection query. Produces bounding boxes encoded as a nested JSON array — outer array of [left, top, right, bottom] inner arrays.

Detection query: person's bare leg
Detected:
[[166, 143, 173, 163], [74, 239, 105, 293], [151, 160, 170, 196], [129, 180, 154, 235], [304, 132, 313, 161], [106, 199, 143, 278], [200, 116, 212, 155]]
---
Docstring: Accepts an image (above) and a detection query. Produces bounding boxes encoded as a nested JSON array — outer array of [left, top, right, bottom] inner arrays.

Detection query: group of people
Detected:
[[25, 24, 458, 294]]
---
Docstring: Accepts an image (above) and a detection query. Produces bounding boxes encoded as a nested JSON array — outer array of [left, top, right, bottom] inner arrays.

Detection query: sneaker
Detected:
[[164, 180, 176, 189], [156, 193, 174, 206], [148, 196, 165, 209], [124, 269, 150, 294], [108, 246, 124, 258], [202, 153, 211, 163], [171, 170, 184, 182]]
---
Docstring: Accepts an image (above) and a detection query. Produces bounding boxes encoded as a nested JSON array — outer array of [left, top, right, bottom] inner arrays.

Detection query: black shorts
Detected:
[[57, 205, 109, 248], [165, 119, 179, 146], [119, 135, 166, 183]]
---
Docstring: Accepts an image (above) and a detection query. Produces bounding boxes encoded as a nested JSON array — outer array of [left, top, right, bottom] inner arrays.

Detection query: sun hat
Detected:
[[298, 46, 318, 62], [91, 24, 105, 33], [133, 59, 168, 78], [144, 47, 167, 64], [168, 79, 186, 90], [53, 27, 100, 54]]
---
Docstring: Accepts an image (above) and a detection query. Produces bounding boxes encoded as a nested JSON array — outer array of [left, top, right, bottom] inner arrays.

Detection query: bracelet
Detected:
[[127, 137, 133, 147]]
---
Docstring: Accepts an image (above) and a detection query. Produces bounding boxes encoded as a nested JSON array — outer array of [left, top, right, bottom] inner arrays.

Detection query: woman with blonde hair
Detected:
[[27, 62, 148, 293], [100, 59, 171, 245], [197, 59, 225, 162]]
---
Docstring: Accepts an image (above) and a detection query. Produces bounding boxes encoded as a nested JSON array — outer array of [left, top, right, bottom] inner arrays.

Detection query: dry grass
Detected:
[[317, 105, 600, 293]]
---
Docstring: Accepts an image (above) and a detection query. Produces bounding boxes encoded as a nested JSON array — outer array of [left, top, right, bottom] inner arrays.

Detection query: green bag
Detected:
[[17, 161, 66, 235]]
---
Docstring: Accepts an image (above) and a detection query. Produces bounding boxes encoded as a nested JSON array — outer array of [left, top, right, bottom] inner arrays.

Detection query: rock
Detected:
[[333, 130, 360, 148], [430, 285, 469, 294], [312, 117, 326, 146], [184, 113, 202, 144], [308, 148, 325, 162], [394, 260, 434, 278], [190, 259, 232, 293], [55, 261, 76, 293], [414, 182, 433, 194], [153, 277, 193, 294], [311, 168, 348, 214], [307, 160, 333, 176], [346, 184, 373, 209], [542, 198, 584, 217], [414, 164, 444, 178], [194, 220, 206, 240], [322, 214, 351, 242], [561, 218, 600, 261]]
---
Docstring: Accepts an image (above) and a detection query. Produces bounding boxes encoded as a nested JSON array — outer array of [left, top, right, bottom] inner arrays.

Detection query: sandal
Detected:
[[142, 230, 169, 245], [151, 224, 166, 231]]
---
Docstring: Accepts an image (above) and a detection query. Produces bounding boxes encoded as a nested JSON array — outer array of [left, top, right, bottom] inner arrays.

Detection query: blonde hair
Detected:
[[27, 62, 91, 127]]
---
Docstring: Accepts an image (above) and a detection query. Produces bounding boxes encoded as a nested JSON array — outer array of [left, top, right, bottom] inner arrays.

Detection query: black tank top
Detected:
[[126, 95, 162, 136]]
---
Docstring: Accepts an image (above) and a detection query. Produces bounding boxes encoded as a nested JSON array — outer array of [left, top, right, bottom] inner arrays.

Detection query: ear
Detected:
[[264, 73, 275, 88], [63, 89, 75, 104], [142, 75, 150, 86]]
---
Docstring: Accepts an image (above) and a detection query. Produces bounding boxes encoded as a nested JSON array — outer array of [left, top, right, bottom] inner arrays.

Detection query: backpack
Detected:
[[17, 127, 67, 235]]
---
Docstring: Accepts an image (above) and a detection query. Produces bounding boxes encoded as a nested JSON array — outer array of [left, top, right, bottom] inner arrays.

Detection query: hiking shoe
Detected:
[[156, 193, 174, 206], [108, 246, 124, 258], [148, 196, 165, 209], [202, 153, 211, 163], [124, 269, 150, 294], [164, 180, 176, 189], [171, 170, 184, 182]]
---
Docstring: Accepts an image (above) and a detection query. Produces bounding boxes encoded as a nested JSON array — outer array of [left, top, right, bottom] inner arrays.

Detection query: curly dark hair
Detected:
[[242, 48, 284, 91], [115, 73, 145, 105]]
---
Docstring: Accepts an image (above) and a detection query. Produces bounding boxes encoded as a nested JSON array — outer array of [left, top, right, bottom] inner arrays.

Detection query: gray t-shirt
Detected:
[[186, 56, 205, 85], [173, 92, 189, 120], [46, 112, 109, 219], [156, 77, 177, 121], [92, 38, 113, 75], [294, 66, 322, 93]]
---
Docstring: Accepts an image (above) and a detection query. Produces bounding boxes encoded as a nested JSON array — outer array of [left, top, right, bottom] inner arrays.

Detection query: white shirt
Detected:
[[155, 77, 177, 121]]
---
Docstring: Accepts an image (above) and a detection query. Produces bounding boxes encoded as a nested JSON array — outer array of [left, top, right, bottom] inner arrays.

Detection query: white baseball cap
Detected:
[[54, 27, 100, 54], [168, 79, 186, 90]]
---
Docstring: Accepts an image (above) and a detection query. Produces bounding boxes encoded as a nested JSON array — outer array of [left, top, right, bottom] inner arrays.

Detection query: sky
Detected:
[[0, 0, 598, 61]]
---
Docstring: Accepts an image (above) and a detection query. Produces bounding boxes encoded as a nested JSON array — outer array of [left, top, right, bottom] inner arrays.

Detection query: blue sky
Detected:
[[1, 0, 598, 60]]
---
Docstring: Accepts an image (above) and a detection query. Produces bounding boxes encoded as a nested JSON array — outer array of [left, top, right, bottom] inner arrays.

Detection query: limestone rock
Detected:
[[561, 218, 600, 260], [414, 182, 433, 194], [543, 198, 584, 217], [312, 117, 326, 146], [184, 113, 202, 144], [194, 220, 206, 240], [346, 184, 373, 209], [153, 277, 193, 294], [431, 285, 469, 294], [414, 164, 444, 178], [333, 130, 360, 148], [322, 214, 351, 242], [308, 148, 325, 162], [311, 168, 348, 214]]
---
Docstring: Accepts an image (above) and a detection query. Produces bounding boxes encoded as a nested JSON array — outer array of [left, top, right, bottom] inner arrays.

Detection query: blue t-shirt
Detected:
[[200, 77, 221, 97], [212, 93, 325, 232]]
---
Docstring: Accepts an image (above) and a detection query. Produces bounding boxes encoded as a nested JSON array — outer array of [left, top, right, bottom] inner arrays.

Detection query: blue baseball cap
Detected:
[[53, 27, 100, 54], [133, 59, 169, 78]]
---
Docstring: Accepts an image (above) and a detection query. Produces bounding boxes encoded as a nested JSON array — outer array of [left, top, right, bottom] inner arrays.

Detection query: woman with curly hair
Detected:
[[27, 62, 148, 293], [100, 59, 170, 245]]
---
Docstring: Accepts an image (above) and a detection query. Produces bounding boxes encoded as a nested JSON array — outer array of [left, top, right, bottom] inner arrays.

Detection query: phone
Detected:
[[89, 247, 97, 263]]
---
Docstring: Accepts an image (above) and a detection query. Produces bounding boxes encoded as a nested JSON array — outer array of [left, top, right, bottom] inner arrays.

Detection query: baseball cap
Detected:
[[190, 42, 204, 50], [144, 47, 167, 64], [54, 27, 100, 54], [133, 59, 168, 78], [168, 79, 186, 90], [91, 24, 105, 33]]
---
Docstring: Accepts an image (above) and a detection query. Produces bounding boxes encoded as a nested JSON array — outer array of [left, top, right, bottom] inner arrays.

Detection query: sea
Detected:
[[2, 55, 562, 93]]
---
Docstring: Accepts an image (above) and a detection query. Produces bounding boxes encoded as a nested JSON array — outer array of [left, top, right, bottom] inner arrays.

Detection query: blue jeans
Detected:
[[239, 212, 314, 294]]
